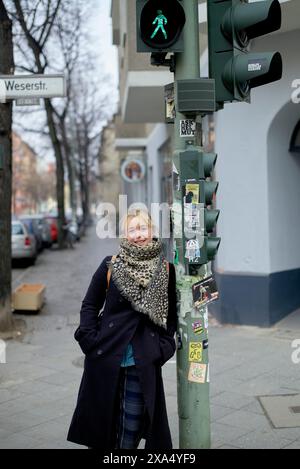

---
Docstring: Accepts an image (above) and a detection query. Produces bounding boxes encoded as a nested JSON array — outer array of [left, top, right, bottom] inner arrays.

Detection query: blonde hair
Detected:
[[120, 208, 158, 238]]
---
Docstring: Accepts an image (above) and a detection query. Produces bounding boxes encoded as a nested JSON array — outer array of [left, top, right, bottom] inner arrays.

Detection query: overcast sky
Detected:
[[89, 0, 118, 88], [13, 0, 119, 167]]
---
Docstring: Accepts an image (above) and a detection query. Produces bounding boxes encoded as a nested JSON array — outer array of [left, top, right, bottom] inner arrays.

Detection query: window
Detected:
[[12, 224, 24, 235]]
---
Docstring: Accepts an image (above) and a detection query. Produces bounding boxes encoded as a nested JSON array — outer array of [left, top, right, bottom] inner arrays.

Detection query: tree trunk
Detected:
[[83, 141, 91, 224], [12, 0, 66, 249], [78, 164, 87, 226], [60, 118, 77, 218], [0, 1, 15, 332], [44, 98, 66, 248]]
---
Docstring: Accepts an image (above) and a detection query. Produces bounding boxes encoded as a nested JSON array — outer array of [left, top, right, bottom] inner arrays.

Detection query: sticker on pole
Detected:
[[180, 119, 196, 137], [184, 238, 201, 263], [188, 342, 203, 362], [203, 311, 209, 330], [192, 276, 219, 309], [188, 362, 207, 384], [192, 321, 203, 335]]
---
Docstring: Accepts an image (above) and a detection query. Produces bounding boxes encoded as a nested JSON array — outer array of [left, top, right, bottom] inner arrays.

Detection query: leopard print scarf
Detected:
[[108, 237, 169, 329]]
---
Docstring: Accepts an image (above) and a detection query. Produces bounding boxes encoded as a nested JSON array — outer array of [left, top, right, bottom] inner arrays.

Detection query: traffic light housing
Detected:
[[136, 0, 186, 53], [207, 0, 283, 105], [179, 148, 221, 265]]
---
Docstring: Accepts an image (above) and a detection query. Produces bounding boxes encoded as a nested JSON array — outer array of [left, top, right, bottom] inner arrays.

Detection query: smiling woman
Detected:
[[67, 208, 178, 450]]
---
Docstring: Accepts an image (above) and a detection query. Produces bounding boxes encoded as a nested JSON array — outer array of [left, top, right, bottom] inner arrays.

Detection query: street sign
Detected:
[[0, 74, 66, 101]]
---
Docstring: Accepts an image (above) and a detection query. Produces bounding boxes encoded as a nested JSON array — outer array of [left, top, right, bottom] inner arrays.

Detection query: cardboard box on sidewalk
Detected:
[[12, 283, 46, 312]]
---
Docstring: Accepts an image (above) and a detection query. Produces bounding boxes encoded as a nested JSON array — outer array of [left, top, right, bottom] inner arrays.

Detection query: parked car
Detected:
[[44, 215, 58, 243], [18, 216, 44, 253], [22, 214, 53, 248], [11, 220, 37, 265]]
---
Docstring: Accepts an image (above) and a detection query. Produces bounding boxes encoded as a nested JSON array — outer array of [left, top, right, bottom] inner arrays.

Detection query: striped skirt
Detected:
[[114, 365, 146, 449]]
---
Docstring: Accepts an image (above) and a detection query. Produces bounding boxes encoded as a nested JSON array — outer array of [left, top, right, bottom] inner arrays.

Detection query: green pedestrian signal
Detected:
[[136, 0, 186, 53], [151, 10, 168, 40], [207, 0, 283, 105]]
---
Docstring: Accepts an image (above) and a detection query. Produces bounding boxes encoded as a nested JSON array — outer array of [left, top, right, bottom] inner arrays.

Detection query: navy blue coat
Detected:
[[67, 254, 178, 450]]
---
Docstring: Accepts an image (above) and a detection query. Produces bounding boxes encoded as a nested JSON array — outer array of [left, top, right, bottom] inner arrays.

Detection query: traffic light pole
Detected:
[[173, 0, 211, 449], [136, 0, 282, 451]]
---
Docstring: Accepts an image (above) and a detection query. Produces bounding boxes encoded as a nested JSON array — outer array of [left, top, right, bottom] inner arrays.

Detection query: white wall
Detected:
[[214, 28, 300, 275], [146, 124, 170, 205]]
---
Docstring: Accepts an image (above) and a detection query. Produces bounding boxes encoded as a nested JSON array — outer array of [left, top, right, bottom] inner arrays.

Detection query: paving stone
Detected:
[[233, 430, 293, 449], [283, 440, 300, 449], [0, 432, 39, 449], [0, 410, 57, 434], [0, 388, 28, 404], [18, 420, 69, 442], [211, 422, 251, 442], [210, 403, 235, 422], [211, 391, 254, 410], [217, 409, 271, 432], [258, 394, 300, 428], [240, 399, 265, 415]]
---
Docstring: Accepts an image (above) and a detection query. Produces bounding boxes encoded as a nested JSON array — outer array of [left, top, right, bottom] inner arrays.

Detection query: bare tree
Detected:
[[49, 1, 83, 220], [10, 0, 67, 248], [49, 1, 114, 223], [9, 0, 115, 228], [68, 67, 110, 222], [0, 0, 15, 332]]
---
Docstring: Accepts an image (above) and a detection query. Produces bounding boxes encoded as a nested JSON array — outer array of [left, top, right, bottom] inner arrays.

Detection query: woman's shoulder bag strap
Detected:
[[106, 255, 117, 291]]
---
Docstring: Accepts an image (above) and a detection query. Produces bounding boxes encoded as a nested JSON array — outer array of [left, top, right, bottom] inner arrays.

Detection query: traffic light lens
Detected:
[[140, 0, 185, 50], [250, 51, 283, 88], [246, 0, 282, 41], [208, 0, 282, 104]]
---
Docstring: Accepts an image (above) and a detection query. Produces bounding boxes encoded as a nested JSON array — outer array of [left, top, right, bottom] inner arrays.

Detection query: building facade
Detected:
[[111, 0, 300, 326], [12, 133, 38, 215]]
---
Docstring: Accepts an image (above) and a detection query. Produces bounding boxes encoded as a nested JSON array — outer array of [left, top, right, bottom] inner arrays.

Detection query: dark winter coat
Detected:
[[67, 254, 178, 450]]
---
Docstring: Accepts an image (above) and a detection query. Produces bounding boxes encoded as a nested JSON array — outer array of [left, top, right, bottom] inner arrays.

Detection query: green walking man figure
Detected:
[[151, 10, 168, 40]]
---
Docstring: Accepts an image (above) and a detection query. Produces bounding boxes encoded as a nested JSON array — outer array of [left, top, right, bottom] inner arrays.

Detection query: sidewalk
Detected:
[[209, 318, 300, 449], [0, 222, 299, 449]]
